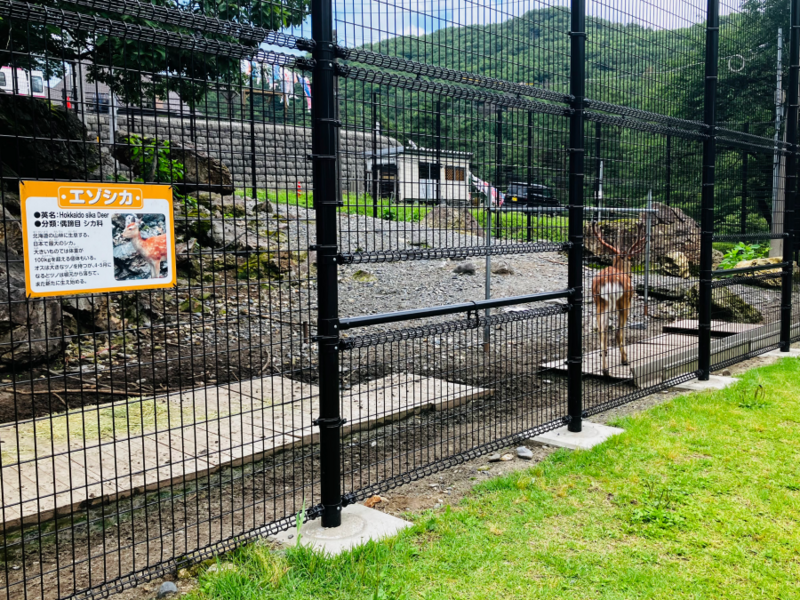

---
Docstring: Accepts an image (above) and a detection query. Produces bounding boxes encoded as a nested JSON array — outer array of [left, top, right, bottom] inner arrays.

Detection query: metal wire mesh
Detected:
[[0, 0, 798, 597]]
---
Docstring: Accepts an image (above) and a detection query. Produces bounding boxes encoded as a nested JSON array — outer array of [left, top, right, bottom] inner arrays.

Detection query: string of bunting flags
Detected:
[[470, 174, 504, 207], [242, 60, 312, 110]]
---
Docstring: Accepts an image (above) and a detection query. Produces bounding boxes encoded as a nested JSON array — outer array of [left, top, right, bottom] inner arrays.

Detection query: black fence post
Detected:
[[372, 92, 378, 217], [311, 0, 343, 527], [782, 0, 800, 351], [567, 0, 585, 432], [249, 65, 258, 202], [741, 123, 748, 236], [666, 134, 672, 206], [496, 108, 503, 239], [698, 0, 719, 381]]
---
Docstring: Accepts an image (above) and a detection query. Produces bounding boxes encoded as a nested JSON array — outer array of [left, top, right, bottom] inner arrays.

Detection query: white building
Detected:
[[365, 142, 473, 205]]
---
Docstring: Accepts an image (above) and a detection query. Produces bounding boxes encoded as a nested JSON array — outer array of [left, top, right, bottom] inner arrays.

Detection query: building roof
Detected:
[[363, 140, 473, 160]]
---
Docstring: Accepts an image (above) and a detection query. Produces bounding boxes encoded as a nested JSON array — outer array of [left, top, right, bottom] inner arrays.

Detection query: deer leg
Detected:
[[149, 259, 159, 278], [617, 302, 630, 365], [596, 299, 609, 376]]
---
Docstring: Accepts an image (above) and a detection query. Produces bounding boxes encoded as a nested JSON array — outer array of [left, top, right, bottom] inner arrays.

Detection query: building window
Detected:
[[446, 166, 465, 181], [418, 162, 440, 180]]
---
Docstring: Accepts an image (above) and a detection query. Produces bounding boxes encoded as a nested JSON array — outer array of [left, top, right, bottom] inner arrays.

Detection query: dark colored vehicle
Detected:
[[505, 182, 559, 207]]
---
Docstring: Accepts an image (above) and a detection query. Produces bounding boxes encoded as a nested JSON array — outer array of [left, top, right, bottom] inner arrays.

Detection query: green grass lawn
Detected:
[[237, 188, 568, 243], [187, 357, 800, 599]]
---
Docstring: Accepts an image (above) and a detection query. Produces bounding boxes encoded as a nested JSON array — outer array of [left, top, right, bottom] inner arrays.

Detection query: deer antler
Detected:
[[591, 221, 620, 256], [627, 222, 647, 256]]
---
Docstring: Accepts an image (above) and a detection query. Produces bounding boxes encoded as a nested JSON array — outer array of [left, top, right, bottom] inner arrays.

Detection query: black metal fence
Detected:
[[0, 0, 798, 597]]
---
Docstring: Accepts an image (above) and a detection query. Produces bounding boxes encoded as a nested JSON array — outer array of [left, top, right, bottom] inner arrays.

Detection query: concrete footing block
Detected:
[[763, 348, 800, 358], [531, 421, 624, 451], [672, 375, 738, 392], [272, 504, 411, 556]]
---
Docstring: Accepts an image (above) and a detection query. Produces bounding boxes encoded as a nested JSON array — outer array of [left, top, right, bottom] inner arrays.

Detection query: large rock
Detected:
[[209, 219, 272, 252], [113, 137, 234, 195], [0, 95, 98, 179], [731, 257, 799, 288], [661, 251, 690, 279], [189, 192, 257, 217], [423, 207, 484, 238], [686, 284, 763, 324], [583, 203, 701, 270], [62, 296, 121, 332], [635, 281, 693, 301], [0, 207, 23, 255], [0, 249, 62, 366]]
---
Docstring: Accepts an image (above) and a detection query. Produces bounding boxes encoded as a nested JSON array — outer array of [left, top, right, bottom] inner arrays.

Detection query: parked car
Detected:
[[505, 182, 559, 207]]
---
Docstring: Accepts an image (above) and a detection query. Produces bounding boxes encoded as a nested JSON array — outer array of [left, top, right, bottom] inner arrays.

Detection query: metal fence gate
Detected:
[[0, 0, 799, 597]]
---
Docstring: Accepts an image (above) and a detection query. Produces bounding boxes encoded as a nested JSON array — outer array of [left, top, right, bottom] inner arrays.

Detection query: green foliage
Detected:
[[718, 242, 770, 269], [0, 0, 310, 106], [123, 134, 195, 206], [630, 480, 687, 530]]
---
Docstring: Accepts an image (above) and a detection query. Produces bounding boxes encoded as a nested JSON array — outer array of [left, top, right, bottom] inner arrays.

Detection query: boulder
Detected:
[[208, 219, 270, 252], [583, 203, 701, 269], [686, 284, 763, 324], [62, 296, 121, 332], [0, 249, 62, 366], [0, 95, 98, 179], [453, 262, 477, 275], [189, 192, 256, 217], [113, 136, 234, 195], [712, 248, 724, 271], [424, 207, 484, 238], [635, 281, 693, 301], [0, 207, 23, 255], [730, 257, 799, 288], [254, 200, 275, 214], [661, 251, 690, 279], [491, 261, 515, 275], [1, 192, 21, 216]]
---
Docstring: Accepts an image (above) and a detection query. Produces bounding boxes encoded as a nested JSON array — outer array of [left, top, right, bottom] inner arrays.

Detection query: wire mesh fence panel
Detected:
[[338, 305, 569, 503], [1, 0, 799, 597], [0, 0, 329, 598]]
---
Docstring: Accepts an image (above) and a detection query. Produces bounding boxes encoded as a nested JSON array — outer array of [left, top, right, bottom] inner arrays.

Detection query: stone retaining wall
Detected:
[[85, 113, 393, 193]]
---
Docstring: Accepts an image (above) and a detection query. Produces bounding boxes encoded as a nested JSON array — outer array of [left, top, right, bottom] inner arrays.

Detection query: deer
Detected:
[[590, 221, 647, 376], [121, 216, 168, 279]]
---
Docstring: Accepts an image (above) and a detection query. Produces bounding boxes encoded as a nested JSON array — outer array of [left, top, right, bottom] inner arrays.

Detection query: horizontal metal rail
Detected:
[[713, 232, 788, 241], [338, 289, 572, 330], [337, 47, 571, 105], [338, 242, 569, 264], [495, 205, 658, 214], [335, 64, 571, 117], [585, 110, 709, 142], [62, 0, 309, 49], [712, 262, 789, 277], [584, 98, 706, 132], [0, 0, 302, 66]]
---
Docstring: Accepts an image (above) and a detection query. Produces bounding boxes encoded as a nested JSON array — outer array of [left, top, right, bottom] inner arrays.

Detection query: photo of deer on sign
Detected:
[[112, 213, 169, 280]]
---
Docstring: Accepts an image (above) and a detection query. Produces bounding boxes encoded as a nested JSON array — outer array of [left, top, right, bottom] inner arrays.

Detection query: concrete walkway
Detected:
[[0, 375, 492, 530]]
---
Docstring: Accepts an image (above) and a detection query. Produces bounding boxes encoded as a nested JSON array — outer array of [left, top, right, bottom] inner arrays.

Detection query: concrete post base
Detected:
[[272, 503, 411, 557], [672, 374, 738, 392], [531, 421, 624, 451], [763, 348, 800, 358]]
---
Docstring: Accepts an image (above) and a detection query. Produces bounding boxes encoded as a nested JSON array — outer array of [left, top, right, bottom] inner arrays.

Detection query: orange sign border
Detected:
[[19, 181, 178, 298]]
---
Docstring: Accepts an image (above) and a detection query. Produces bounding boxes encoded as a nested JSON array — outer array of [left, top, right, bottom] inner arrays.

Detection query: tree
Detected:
[[0, 0, 309, 107]]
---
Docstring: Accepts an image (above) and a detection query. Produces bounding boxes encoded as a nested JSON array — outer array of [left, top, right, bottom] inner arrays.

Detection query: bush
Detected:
[[717, 242, 769, 269]]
